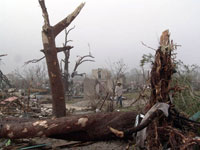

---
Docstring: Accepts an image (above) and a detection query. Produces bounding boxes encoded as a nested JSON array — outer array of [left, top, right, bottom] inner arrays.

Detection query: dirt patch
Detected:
[[31, 138, 128, 150]]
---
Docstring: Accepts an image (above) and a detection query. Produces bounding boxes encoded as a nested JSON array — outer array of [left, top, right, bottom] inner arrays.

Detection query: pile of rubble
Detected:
[[0, 91, 53, 118]]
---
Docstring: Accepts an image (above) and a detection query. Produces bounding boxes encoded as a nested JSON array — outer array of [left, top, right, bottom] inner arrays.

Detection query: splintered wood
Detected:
[[145, 30, 200, 150]]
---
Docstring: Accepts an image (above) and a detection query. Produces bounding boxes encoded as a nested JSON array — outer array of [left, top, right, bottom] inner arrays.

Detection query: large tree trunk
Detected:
[[38, 0, 85, 117], [0, 112, 137, 141], [42, 29, 66, 118]]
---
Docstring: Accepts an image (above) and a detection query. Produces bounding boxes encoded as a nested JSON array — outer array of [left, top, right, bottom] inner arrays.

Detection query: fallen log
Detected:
[[0, 112, 137, 141]]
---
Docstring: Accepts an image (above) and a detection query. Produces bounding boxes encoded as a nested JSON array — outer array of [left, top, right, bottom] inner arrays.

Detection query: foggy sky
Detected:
[[1, 0, 200, 74]]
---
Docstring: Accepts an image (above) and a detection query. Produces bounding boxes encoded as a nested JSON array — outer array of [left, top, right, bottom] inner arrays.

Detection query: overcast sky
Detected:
[[0, 0, 200, 74]]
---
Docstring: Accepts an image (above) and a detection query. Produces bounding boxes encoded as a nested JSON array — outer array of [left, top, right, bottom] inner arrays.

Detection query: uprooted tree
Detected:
[[1, 30, 200, 149], [38, 0, 85, 117]]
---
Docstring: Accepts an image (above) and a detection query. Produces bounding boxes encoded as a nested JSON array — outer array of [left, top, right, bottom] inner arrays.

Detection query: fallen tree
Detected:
[[0, 112, 137, 140], [0, 109, 172, 141]]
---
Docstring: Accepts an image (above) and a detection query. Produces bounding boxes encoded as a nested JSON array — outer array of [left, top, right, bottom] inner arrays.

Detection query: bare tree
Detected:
[[8, 64, 47, 90], [61, 26, 75, 95], [71, 53, 95, 78], [127, 68, 145, 91], [106, 59, 127, 111], [0, 54, 7, 65], [109, 59, 127, 94], [38, 0, 85, 117], [60, 26, 95, 99]]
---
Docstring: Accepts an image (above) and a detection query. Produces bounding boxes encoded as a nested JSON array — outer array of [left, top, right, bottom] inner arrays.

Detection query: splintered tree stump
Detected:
[[148, 30, 175, 108], [0, 112, 137, 141], [142, 30, 200, 149], [144, 30, 175, 149]]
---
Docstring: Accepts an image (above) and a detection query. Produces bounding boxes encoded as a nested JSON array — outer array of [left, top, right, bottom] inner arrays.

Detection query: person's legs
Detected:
[[119, 96, 122, 107], [116, 96, 119, 106]]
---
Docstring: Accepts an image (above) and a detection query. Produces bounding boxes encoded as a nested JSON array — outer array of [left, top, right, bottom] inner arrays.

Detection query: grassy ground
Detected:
[[123, 92, 139, 100]]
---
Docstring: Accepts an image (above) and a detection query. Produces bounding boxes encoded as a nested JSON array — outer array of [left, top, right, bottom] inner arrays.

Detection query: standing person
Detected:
[[115, 82, 123, 107]]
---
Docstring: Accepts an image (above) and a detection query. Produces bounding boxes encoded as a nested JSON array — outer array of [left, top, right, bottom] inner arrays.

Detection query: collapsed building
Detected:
[[84, 68, 125, 99]]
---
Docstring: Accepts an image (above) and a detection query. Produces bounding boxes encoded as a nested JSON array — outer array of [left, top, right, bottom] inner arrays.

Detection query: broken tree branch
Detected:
[[24, 56, 45, 65], [0, 54, 7, 57], [38, 0, 50, 31], [130, 85, 149, 106], [71, 54, 95, 78], [109, 109, 165, 138], [53, 3, 85, 37], [141, 41, 156, 51], [24, 46, 73, 65], [63, 26, 75, 47], [56, 46, 74, 53]]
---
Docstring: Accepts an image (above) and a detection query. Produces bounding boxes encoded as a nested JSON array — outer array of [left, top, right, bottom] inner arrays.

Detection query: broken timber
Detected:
[[0, 112, 137, 140]]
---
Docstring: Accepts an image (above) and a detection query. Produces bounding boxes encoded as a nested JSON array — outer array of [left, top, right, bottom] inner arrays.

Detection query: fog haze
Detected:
[[1, 0, 200, 74]]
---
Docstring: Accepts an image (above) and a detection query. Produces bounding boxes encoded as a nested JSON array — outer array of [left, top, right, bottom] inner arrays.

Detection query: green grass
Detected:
[[119, 105, 144, 113], [124, 90, 150, 100], [173, 90, 200, 116], [123, 92, 139, 100]]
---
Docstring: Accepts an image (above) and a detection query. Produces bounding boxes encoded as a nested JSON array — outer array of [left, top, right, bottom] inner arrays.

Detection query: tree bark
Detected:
[[38, 0, 85, 117], [41, 29, 67, 118], [0, 112, 137, 141], [64, 50, 70, 95]]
